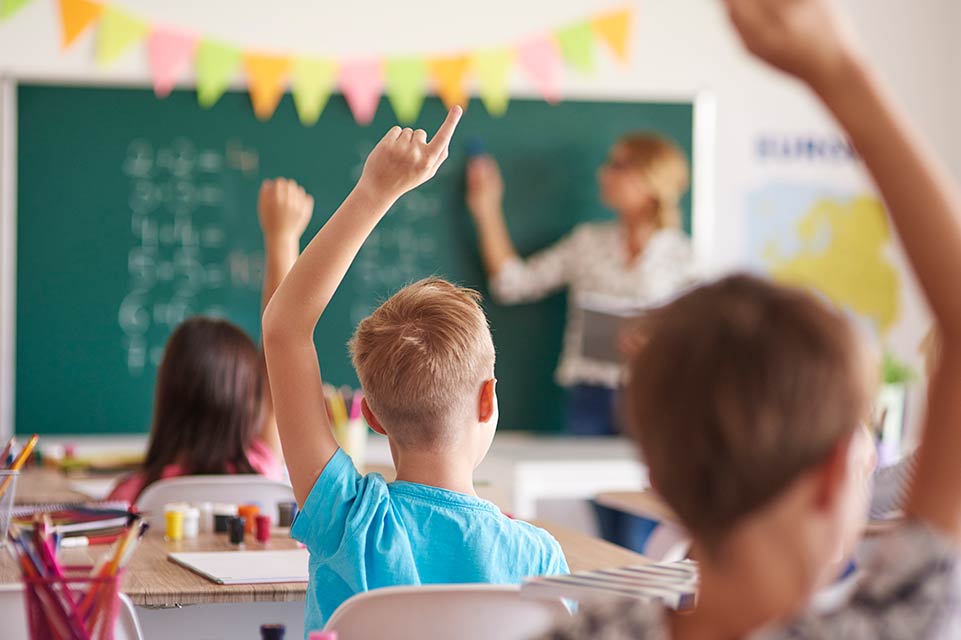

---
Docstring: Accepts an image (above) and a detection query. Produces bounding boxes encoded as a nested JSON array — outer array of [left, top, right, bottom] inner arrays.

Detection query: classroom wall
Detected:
[[0, 0, 955, 434]]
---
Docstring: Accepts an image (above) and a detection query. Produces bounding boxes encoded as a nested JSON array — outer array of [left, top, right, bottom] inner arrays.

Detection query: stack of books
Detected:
[[522, 560, 698, 610]]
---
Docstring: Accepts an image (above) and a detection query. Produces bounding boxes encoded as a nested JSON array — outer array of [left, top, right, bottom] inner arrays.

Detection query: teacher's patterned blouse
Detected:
[[489, 222, 698, 389]]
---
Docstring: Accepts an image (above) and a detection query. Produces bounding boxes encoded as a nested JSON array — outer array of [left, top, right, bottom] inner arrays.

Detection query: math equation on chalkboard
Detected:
[[117, 137, 261, 375]]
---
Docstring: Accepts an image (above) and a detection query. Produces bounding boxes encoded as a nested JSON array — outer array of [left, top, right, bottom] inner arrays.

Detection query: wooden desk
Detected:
[[594, 489, 682, 527], [12, 467, 95, 504], [534, 520, 648, 572], [0, 521, 645, 605]]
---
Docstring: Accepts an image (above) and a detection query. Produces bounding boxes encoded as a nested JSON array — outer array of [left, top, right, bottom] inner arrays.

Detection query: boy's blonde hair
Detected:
[[349, 277, 496, 449], [617, 133, 690, 229], [627, 274, 874, 552]]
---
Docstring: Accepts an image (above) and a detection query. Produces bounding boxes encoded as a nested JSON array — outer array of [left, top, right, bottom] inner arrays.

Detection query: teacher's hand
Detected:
[[466, 155, 505, 223]]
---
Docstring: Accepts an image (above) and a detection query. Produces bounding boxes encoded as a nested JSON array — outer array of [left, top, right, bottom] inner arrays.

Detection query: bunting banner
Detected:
[[291, 57, 338, 126], [339, 59, 383, 126], [95, 5, 148, 65], [147, 27, 198, 98], [517, 36, 562, 105], [58, 0, 102, 49], [7, 2, 634, 124], [244, 52, 293, 120], [428, 55, 471, 110], [0, 0, 32, 21]]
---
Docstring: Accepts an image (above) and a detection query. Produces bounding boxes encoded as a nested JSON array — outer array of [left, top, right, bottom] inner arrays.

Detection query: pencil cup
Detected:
[[22, 569, 123, 640], [0, 470, 18, 540]]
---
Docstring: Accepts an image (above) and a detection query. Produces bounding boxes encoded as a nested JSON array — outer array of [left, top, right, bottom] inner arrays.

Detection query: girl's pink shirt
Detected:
[[106, 438, 284, 504]]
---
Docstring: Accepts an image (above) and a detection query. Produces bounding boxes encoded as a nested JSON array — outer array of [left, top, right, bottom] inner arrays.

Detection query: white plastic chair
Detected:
[[0, 583, 145, 639], [134, 475, 295, 527], [325, 584, 570, 640]]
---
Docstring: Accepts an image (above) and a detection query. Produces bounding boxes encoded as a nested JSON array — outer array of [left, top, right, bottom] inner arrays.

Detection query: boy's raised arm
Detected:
[[262, 108, 463, 505], [724, 0, 961, 540]]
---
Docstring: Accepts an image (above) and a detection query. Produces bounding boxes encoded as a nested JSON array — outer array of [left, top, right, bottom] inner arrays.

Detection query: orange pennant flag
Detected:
[[59, 0, 103, 50], [244, 52, 294, 120], [428, 55, 471, 110], [592, 7, 633, 64]]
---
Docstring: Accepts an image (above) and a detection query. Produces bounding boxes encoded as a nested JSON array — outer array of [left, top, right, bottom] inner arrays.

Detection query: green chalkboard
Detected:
[[14, 83, 694, 435]]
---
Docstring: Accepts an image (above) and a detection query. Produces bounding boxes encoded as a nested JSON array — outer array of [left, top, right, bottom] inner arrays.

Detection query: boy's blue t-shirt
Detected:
[[290, 448, 570, 632]]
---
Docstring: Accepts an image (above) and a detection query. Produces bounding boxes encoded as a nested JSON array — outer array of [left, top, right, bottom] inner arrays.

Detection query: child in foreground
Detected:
[[542, 0, 961, 638], [109, 178, 313, 503], [262, 107, 568, 631]]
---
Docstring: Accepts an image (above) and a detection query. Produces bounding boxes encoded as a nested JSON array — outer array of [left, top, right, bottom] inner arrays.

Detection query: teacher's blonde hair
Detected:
[[618, 133, 690, 229]]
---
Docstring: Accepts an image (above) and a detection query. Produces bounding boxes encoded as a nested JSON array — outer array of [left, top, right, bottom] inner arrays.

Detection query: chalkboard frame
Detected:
[[0, 76, 716, 439]]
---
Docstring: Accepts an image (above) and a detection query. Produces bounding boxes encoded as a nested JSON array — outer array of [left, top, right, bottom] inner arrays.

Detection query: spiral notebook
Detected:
[[168, 549, 310, 585]]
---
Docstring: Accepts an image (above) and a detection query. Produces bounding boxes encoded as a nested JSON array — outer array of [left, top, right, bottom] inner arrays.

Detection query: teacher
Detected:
[[466, 133, 698, 436]]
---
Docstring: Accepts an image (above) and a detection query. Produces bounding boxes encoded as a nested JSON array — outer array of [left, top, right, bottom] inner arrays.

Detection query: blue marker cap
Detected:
[[465, 136, 486, 158]]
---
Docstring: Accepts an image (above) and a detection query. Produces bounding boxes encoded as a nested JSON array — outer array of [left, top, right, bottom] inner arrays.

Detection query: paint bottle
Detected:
[[228, 516, 246, 546], [255, 514, 271, 543], [197, 502, 214, 534], [260, 624, 285, 640], [213, 503, 238, 533], [182, 507, 200, 539], [165, 509, 184, 541], [277, 501, 298, 528], [238, 504, 260, 535]]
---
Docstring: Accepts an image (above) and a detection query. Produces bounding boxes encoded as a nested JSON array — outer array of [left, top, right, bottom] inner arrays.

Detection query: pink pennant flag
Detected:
[[516, 35, 562, 104], [148, 26, 198, 98], [339, 59, 383, 126]]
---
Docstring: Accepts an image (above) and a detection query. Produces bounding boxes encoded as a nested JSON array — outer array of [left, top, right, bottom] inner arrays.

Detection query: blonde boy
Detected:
[[543, 0, 961, 638], [263, 109, 568, 632]]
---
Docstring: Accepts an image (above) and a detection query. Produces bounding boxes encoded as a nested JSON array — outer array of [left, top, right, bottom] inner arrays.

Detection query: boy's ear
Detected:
[[361, 398, 387, 436], [813, 435, 853, 512], [478, 378, 497, 423]]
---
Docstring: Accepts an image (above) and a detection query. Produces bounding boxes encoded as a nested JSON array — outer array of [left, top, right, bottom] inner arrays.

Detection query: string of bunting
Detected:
[[0, 0, 634, 125]]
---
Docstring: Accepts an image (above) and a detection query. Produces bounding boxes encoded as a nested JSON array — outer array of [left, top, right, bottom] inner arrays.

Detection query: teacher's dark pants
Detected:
[[567, 383, 656, 552], [566, 384, 620, 437]]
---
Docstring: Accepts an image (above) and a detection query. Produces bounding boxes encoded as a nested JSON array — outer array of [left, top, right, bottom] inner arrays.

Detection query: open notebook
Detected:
[[168, 549, 310, 585]]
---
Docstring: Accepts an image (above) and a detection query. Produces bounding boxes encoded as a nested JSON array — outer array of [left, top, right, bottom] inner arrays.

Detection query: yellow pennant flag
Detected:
[[244, 52, 294, 120], [291, 57, 337, 126], [428, 55, 471, 110], [472, 49, 513, 117], [592, 7, 633, 64], [58, 0, 102, 50], [96, 6, 149, 65]]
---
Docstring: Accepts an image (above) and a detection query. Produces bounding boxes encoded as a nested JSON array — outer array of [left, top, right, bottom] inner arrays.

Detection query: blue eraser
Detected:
[[466, 137, 486, 158]]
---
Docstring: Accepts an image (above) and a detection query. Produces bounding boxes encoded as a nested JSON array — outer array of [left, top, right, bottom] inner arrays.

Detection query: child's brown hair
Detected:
[[142, 317, 265, 495], [349, 277, 496, 449], [627, 274, 874, 551]]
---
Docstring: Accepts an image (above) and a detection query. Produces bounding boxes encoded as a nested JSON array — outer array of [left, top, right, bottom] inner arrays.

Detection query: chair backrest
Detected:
[[325, 584, 570, 640], [0, 583, 144, 640], [134, 475, 295, 526]]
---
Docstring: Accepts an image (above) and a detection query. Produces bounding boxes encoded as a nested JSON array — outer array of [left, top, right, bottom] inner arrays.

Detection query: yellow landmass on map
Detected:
[[765, 196, 900, 335]]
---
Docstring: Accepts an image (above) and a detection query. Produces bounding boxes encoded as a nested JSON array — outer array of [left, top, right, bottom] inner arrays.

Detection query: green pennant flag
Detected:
[[196, 39, 241, 109], [96, 6, 149, 65], [472, 48, 513, 117], [0, 0, 32, 20], [385, 57, 427, 124], [556, 21, 596, 74], [291, 57, 337, 126]]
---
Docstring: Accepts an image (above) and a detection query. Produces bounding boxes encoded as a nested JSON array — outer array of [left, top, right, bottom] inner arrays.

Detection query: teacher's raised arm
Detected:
[[465, 134, 698, 437]]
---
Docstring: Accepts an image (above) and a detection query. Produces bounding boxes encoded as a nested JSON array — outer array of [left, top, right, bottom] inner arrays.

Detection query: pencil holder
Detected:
[[21, 568, 124, 640], [0, 469, 18, 540]]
